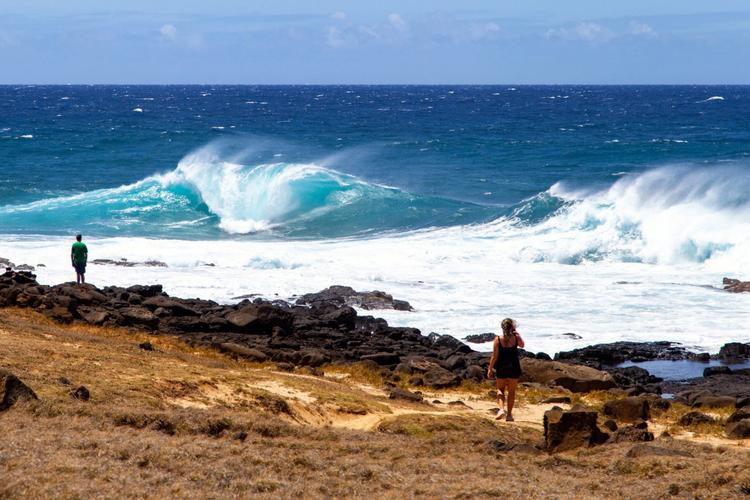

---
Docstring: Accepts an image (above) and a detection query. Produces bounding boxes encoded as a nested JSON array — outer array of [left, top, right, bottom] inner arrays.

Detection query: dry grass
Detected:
[[1, 307, 750, 498]]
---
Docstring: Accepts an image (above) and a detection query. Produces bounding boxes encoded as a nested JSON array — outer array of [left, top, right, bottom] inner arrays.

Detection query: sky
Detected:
[[2, 0, 750, 84]]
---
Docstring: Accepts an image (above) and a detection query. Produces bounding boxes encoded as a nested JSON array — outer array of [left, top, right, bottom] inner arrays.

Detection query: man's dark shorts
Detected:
[[74, 263, 86, 275]]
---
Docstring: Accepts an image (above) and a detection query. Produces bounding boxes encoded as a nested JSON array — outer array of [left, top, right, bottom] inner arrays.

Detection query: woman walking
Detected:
[[487, 318, 525, 421]]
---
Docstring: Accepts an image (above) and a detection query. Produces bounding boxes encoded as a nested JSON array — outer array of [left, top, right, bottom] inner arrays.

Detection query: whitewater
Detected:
[[2, 84, 750, 356], [2, 145, 750, 356]]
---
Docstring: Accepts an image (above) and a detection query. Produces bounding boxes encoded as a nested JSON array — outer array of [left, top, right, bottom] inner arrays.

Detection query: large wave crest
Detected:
[[475, 164, 750, 266]]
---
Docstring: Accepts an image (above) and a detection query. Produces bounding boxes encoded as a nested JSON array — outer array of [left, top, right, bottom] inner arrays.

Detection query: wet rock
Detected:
[[704, 366, 733, 377], [718, 342, 750, 361], [543, 407, 608, 452], [427, 332, 471, 354], [464, 333, 495, 344], [125, 284, 163, 298], [297, 285, 413, 311], [92, 258, 168, 268], [556, 341, 690, 367], [0, 370, 38, 410], [608, 366, 663, 390], [521, 358, 617, 393], [603, 397, 651, 423], [723, 277, 750, 293]]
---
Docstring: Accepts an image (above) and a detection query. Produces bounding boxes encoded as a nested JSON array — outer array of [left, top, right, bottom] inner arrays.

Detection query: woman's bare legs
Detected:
[[506, 379, 519, 420], [495, 379, 507, 419]]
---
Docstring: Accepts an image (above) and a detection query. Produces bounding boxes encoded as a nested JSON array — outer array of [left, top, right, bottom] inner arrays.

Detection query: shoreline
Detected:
[[2, 268, 749, 398], [2, 244, 749, 356]]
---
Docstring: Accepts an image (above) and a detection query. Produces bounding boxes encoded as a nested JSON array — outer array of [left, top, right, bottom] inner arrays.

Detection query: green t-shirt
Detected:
[[71, 241, 88, 265]]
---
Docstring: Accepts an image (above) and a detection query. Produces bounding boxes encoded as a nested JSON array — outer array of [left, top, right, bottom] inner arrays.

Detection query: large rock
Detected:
[[297, 285, 413, 311], [603, 397, 651, 422], [726, 420, 750, 439], [360, 352, 401, 366], [723, 277, 750, 293], [718, 342, 750, 361], [120, 307, 159, 329], [423, 367, 461, 388], [543, 407, 608, 452], [219, 343, 269, 362], [521, 358, 617, 393], [690, 394, 736, 409], [678, 411, 716, 426], [142, 296, 199, 317], [0, 370, 38, 410], [225, 304, 294, 334], [727, 407, 750, 424], [464, 333, 495, 344], [555, 341, 690, 367], [611, 425, 654, 443]]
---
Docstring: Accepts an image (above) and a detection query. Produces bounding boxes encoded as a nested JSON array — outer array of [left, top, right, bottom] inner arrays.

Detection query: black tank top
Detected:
[[494, 335, 522, 378]]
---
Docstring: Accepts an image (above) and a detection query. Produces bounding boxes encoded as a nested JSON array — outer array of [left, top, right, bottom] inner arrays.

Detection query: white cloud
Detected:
[[545, 22, 615, 43], [331, 11, 347, 21], [388, 13, 407, 32], [325, 26, 347, 48], [468, 22, 501, 41], [630, 21, 656, 37], [159, 24, 178, 41]]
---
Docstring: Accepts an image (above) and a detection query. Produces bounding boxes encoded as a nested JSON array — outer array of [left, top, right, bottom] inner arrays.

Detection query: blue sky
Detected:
[[2, 0, 750, 83]]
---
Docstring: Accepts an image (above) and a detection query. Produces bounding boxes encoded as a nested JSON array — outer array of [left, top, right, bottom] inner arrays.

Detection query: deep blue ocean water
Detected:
[[1, 85, 750, 354], [1, 85, 749, 240]]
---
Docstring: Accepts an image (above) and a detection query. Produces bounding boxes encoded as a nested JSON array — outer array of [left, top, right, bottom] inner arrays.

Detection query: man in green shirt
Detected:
[[71, 234, 88, 285]]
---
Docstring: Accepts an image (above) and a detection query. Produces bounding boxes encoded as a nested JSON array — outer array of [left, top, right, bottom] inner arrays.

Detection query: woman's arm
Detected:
[[514, 331, 525, 349], [487, 337, 499, 377]]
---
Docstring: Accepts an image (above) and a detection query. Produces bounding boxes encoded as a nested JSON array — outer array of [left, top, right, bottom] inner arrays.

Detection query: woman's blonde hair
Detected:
[[501, 318, 516, 338]]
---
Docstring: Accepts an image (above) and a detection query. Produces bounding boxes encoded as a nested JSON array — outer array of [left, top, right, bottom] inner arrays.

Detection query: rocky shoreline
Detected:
[[1, 269, 749, 425]]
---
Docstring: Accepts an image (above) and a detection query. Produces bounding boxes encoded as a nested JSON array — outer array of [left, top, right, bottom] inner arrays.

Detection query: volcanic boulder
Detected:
[[0, 370, 38, 410], [543, 407, 608, 452], [521, 358, 617, 393]]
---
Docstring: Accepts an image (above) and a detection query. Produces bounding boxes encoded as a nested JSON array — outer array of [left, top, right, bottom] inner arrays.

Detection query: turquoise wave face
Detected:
[[0, 145, 505, 239]]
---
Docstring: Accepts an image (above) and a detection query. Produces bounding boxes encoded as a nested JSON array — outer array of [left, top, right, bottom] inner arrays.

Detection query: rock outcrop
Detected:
[[723, 277, 750, 293], [543, 406, 609, 452], [520, 358, 617, 393], [296, 285, 413, 311], [603, 397, 651, 423], [0, 370, 38, 410], [555, 341, 693, 367]]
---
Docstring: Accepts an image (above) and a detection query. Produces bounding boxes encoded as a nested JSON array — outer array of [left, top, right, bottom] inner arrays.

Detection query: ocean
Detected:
[[1, 85, 749, 355]]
